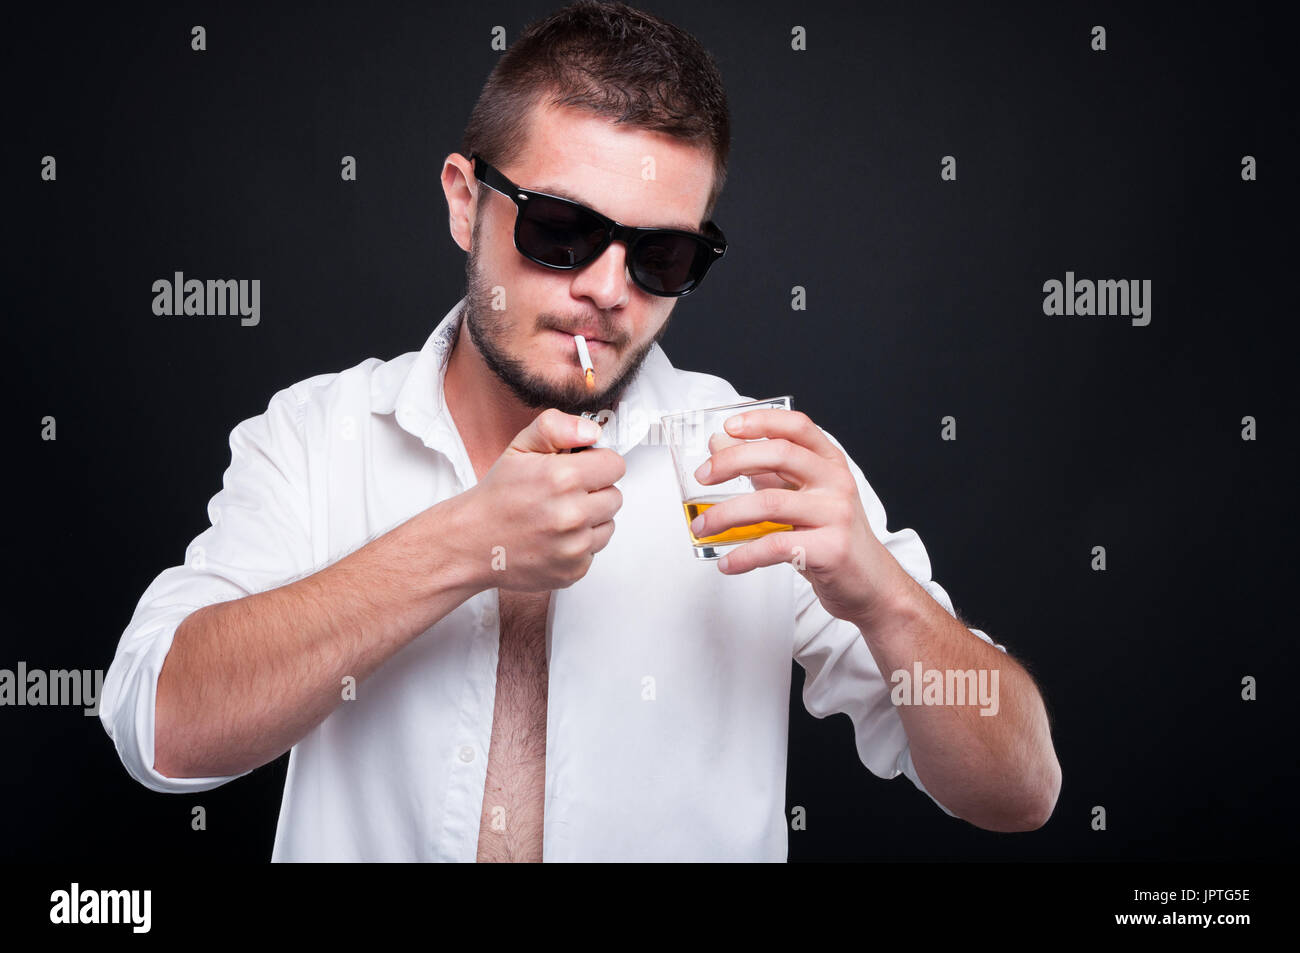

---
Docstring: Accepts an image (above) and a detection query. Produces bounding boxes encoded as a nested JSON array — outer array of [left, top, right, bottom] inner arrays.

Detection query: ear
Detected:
[[441, 154, 479, 254]]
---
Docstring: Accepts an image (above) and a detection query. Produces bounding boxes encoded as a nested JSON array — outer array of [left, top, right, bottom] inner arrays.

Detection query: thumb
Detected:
[[510, 408, 602, 454]]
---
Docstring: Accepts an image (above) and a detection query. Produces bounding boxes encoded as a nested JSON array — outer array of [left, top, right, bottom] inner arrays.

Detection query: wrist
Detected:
[[852, 567, 925, 649], [411, 492, 490, 602]]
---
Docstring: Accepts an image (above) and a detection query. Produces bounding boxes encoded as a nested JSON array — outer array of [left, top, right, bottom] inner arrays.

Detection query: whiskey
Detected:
[[682, 497, 793, 548], [662, 396, 797, 560]]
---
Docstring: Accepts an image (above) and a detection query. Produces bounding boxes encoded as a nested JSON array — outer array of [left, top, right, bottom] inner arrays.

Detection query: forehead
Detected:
[[510, 101, 712, 233]]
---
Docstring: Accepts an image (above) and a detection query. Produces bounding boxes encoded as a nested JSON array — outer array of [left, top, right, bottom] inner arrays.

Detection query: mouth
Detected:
[[549, 328, 615, 352]]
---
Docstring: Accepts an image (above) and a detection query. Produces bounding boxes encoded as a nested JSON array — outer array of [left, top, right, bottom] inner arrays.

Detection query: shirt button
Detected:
[[483, 607, 498, 627], [458, 745, 475, 763]]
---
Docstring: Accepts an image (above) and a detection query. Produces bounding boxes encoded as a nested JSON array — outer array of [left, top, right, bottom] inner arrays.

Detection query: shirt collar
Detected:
[[372, 296, 676, 457]]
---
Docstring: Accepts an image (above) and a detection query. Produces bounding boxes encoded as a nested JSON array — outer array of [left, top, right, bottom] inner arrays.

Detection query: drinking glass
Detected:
[[661, 395, 795, 559]]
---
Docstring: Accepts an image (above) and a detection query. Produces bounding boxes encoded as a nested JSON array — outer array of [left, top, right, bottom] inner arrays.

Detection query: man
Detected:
[[101, 0, 1060, 861]]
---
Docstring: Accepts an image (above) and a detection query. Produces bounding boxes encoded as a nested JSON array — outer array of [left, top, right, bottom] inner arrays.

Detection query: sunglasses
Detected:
[[471, 153, 728, 297]]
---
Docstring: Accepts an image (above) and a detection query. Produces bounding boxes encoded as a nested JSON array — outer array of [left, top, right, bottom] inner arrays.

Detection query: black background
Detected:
[[5, 0, 1294, 862]]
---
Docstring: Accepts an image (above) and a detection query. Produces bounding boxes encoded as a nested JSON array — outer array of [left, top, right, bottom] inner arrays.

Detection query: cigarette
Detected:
[[574, 334, 596, 391]]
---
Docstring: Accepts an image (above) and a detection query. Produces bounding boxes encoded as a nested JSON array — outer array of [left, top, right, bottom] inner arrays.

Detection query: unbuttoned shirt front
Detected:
[[100, 295, 1004, 861]]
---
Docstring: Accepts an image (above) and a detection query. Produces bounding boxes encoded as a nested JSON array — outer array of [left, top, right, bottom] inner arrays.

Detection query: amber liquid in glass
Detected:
[[682, 498, 793, 548]]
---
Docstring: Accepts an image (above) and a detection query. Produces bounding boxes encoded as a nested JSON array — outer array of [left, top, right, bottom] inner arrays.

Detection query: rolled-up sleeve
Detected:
[[792, 429, 1007, 817], [100, 384, 316, 793]]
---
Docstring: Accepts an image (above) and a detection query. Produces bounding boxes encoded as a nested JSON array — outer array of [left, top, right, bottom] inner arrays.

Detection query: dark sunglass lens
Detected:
[[632, 233, 710, 295], [517, 195, 606, 267]]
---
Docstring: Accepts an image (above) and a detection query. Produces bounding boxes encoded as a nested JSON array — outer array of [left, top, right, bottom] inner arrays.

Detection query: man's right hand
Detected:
[[452, 408, 626, 592]]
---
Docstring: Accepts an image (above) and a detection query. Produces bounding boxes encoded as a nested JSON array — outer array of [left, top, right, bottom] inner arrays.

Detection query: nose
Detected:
[[569, 239, 632, 310]]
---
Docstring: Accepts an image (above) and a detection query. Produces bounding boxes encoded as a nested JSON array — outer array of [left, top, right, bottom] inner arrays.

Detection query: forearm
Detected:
[[154, 496, 485, 779], [858, 574, 1061, 831]]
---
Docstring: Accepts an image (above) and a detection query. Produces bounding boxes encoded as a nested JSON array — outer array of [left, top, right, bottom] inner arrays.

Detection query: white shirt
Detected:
[[100, 295, 1003, 861]]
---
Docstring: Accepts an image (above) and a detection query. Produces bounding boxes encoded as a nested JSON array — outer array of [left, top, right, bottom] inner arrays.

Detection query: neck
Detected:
[[443, 317, 541, 477]]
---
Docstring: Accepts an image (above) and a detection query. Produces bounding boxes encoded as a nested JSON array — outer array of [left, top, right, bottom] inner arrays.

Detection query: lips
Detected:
[[551, 328, 613, 349]]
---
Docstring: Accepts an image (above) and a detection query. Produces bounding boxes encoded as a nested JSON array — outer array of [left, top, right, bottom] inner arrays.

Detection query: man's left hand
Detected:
[[690, 408, 911, 629]]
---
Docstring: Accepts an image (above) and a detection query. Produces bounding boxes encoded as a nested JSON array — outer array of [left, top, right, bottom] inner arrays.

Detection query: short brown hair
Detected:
[[460, 0, 731, 223]]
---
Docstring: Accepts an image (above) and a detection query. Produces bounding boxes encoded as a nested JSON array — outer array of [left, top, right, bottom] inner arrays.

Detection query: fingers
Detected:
[[690, 487, 840, 538], [706, 430, 744, 454], [705, 430, 787, 490], [696, 437, 823, 489], [513, 408, 603, 453], [588, 518, 616, 555], [585, 483, 623, 525], [577, 448, 626, 491], [716, 528, 818, 575], [722, 409, 843, 461]]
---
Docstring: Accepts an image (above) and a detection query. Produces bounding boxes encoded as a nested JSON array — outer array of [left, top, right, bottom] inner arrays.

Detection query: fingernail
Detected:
[[579, 421, 600, 441], [725, 414, 745, 435], [694, 459, 711, 481], [690, 514, 704, 534]]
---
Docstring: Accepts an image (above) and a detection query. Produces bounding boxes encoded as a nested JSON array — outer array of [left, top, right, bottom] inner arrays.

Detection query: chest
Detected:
[[496, 589, 551, 662], [487, 589, 553, 742], [476, 589, 552, 862]]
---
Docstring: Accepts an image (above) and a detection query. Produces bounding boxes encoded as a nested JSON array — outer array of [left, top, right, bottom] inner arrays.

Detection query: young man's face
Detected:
[[458, 101, 715, 415]]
